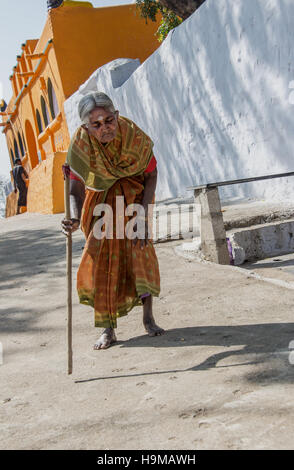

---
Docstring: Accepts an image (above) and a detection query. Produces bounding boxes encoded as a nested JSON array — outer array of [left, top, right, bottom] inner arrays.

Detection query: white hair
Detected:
[[78, 92, 116, 124]]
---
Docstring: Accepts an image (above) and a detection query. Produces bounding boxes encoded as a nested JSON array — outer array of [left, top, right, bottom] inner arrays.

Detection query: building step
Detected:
[[227, 219, 294, 265]]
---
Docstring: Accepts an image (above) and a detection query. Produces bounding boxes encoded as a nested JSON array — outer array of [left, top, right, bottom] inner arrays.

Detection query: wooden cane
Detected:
[[64, 169, 73, 375]]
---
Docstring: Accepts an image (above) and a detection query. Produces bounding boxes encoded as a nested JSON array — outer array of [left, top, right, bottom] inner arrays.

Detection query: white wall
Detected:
[[64, 0, 294, 203]]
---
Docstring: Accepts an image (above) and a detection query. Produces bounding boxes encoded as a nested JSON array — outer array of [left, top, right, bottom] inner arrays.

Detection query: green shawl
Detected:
[[66, 116, 154, 191]]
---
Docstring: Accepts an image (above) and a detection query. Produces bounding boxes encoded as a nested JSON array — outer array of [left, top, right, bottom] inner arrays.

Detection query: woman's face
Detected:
[[87, 107, 119, 143]]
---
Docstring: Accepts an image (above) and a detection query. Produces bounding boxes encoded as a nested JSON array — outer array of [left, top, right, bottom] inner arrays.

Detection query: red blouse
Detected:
[[144, 155, 157, 173]]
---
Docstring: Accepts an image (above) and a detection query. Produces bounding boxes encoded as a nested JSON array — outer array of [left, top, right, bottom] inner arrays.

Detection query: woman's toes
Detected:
[[147, 330, 156, 337], [93, 332, 117, 350], [145, 323, 165, 336], [155, 327, 165, 336]]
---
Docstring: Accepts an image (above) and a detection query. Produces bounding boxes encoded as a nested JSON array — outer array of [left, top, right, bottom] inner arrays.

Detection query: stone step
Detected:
[[227, 218, 294, 265], [156, 198, 294, 264]]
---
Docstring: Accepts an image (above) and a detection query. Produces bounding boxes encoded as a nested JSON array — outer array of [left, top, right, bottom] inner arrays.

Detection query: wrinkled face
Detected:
[[87, 107, 119, 143]]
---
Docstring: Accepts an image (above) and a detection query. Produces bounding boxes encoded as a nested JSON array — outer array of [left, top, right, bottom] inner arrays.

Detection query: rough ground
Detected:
[[1, 212, 294, 450]]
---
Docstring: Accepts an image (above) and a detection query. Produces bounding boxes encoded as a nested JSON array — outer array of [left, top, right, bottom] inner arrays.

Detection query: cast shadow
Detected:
[[76, 322, 294, 385]]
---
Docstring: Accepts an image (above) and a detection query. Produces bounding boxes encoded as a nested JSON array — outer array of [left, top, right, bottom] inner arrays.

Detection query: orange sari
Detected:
[[67, 117, 160, 328]]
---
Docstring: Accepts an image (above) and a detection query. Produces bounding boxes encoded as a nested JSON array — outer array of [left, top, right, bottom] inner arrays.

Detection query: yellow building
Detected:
[[1, 1, 161, 216]]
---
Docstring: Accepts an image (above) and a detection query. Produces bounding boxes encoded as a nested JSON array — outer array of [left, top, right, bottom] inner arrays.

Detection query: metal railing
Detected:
[[186, 170, 294, 264], [187, 170, 294, 191]]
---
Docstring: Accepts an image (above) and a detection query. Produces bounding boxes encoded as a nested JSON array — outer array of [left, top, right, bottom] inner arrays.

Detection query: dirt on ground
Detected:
[[1, 212, 294, 450]]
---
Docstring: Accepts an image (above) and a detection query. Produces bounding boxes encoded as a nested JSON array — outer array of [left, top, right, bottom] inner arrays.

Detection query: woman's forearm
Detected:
[[69, 180, 85, 220], [70, 194, 84, 220], [142, 169, 157, 213]]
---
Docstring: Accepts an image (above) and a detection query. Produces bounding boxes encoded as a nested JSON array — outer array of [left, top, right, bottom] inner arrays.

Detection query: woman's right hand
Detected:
[[61, 218, 80, 236]]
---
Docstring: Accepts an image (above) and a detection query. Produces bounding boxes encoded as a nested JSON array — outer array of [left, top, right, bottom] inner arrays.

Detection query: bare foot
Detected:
[[144, 320, 165, 337], [93, 328, 117, 350], [142, 295, 164, 337]]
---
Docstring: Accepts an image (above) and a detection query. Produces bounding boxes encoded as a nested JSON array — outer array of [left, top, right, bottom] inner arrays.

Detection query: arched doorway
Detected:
[[14, 138, 20, 159], [10, 148, 15, 165], [18, 132, 25, 156], [41, 96, 50, 128], [48, 78, 59, 120], [25, 119, 38, 169], [36, 109, 43, 134]]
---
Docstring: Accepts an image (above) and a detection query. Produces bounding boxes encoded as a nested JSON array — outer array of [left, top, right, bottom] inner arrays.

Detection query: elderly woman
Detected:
[[62, 92, 164, 349]]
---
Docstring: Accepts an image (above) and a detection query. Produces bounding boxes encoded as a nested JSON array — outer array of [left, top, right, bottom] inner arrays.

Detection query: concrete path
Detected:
[[1, 212, 294, 450]]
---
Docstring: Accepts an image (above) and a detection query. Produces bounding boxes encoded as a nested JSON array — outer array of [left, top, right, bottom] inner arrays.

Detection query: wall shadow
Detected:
[[0, 227, 84, 334], [76, 322, 294, 386], [0, 228, 84, 288]]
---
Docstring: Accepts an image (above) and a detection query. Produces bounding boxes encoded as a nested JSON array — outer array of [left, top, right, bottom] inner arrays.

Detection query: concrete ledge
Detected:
[[228, 219, 294, 265], [220, 199, 294, 229], [109, 58, 141, 89]]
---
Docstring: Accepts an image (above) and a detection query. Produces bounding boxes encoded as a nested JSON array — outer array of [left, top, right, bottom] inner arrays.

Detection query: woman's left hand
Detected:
[[61, 218, 80, 236]]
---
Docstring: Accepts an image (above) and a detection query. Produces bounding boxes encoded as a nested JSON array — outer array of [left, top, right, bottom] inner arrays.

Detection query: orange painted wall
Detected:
[[50, 4, 161, 99], [5, 192, 18, 217], [52, 151, 67, 213], [27, 151, 67, 214], [4, 37, 68, 173]]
